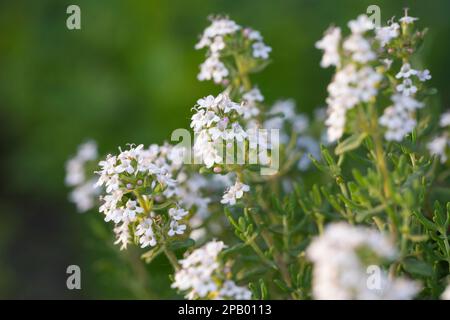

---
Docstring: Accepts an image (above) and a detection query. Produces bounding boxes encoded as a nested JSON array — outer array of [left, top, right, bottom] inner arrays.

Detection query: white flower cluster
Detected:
[[65, 140, 100, 212], [326, 64, 382, 142], [191, 93, 249, 168], [307, 222, 420, 300], [427, 111, 450, 163], [379, 63, 430, 141], [316, 15, 383, 142], [95, 144, 189, 250], [318, 14, 431, 143], [241, 87, 263, 120], [375, 22, 400, 47], [264, 100, 309, 143], [171, 240, 251, 300], [263, 99, 320, 171], [196, 17, 271, 84]]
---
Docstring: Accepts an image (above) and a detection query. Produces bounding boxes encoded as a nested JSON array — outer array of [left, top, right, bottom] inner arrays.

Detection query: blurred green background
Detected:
[[0, 0, 449, 299]]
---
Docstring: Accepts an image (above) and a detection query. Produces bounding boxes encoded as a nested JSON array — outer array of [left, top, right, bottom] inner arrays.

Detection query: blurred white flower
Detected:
[[307, 222, 420, 300], [348, 15, 374, 34], [65, 140, 100, 212], [441, 284, 450, 300], [427, 135, 448, 163], [252, 41, 272, 59], [172, 240, 250, 300], [440, 111, 450, 127], [376, 23, 399, 47], [316, 27, 341, 68]]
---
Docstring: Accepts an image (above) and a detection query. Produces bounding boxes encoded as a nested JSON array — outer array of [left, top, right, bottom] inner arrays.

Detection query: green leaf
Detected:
[[259, 279, 268, 300], [311, 184, 322, 206], [168, 238, 195, 251], [248, 282, 260, 300], [335, 132, 368, 155], [225, 208, 241, 231], [273, 279, 292, 293], [152, 200, 175, 211], [433, 201, 449, 229], [221, 243, 247, 257], [402, 257, 433, 277], [412, 211, 437, 231]]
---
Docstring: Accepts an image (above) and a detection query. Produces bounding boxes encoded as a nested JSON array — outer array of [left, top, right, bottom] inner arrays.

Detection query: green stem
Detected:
[[367, 103, 399, 238], [163, 246, 181, 271], [440, 228, 450, 273], [234, 53, 252, 91], [336, 176, 354, 224], [252, 212, 293, 290]]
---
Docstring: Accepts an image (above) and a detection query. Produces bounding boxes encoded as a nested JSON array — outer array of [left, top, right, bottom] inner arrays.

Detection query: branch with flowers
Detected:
[[66, 11, 450, 300]]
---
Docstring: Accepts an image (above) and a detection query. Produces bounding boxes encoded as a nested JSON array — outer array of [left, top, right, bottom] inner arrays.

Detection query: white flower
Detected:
[[440, 111, 450, 127], [197, 54, 229, 84], [396, 63, 418, 79], [221, 180, 250, 205], [190, 228, 207, 242], [65, 140, 98, 186], [217, 280, 252, 300], [269, 99, 297, 118], [396, 78, 417, 96], [427, 135, 448, 163], [172, 240, 249, 300], [441, 284, 450, 300], [417, 69, 431, 82], [307, 222, 420, 300], [66, 141, 101, 212], [96, 143, 188, 249], [123, 199, 144, 222], [195, 17, 240, 51], [316, 27, 341, 68], [191, 93, 259, 168], [242, 87, 263, 119], [244, 28, 263, 41], [343, 34, 376, 63], [379, 106, 416, 141], [391, 94, 423, 111], [69, 179, 99, 212], [348, 15, 374, 34], [252, 42, 272, 59], [168, 220, 187, 236], [400, 11, 418, 24], [201, 17, 240, 40], [292, 114, 309, 133], [243, 87, 264, 103], [169, 207, 189, 221], [226, 123, 247, 142], [210, 36, 225, 53], [324, 64, 381, 142], [264, 99, 309, 144], [376, 23, 399, 47], [172, 240, 225, 299], [114, 222, 130, 250], [136, 218, 157, 248]]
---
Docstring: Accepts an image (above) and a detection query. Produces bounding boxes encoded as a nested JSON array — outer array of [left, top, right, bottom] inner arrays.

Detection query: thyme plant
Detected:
[[66, 11, 450, 300]]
